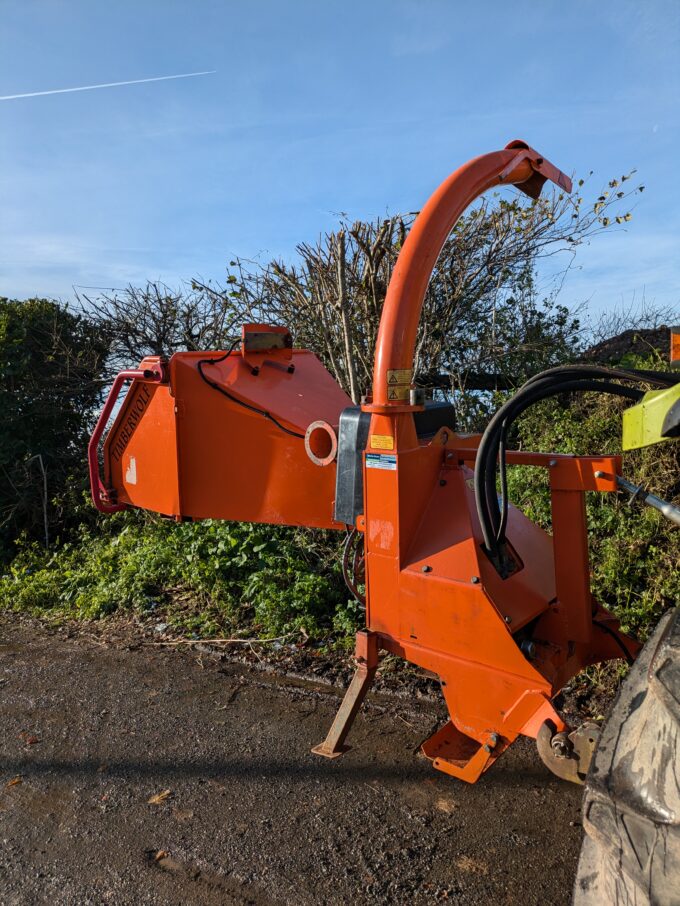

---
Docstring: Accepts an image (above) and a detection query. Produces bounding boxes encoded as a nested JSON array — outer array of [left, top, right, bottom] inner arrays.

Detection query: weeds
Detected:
[[0, 512, 355, 641]]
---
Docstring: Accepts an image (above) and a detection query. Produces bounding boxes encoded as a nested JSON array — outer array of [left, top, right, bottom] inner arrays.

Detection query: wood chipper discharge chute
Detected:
[[89, 140, 680, 784]]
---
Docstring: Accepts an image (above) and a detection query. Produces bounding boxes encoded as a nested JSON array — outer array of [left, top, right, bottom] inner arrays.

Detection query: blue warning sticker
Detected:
[[366, 453, 397, 471]]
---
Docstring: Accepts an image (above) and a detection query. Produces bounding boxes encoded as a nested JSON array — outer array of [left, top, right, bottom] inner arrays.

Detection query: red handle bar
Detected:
[[88, 367, 165, 513]]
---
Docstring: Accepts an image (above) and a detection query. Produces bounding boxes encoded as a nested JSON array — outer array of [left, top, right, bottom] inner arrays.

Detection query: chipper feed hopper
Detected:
[[89, 141, 680, 784]]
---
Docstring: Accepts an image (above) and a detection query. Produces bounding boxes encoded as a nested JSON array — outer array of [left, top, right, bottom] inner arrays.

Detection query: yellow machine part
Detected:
[[622, 383, 680, 451]]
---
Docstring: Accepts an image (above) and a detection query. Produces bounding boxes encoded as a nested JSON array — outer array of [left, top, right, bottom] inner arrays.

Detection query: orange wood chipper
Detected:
[[89, 141, 680, 784]]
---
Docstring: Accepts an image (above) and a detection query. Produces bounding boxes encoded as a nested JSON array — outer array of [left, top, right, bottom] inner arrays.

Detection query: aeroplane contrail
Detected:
[[0, 70, 216, 101]]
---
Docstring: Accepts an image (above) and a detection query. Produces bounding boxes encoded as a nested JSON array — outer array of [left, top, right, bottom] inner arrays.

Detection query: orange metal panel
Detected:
[[548, 456, 621, 492], [104, 378, 180, 516], [171, 351, 349, 527], [188, 347, 350, 430], [103, 348, 352, 529], [671, 325, 680, 364], [404, 466, 556, 632], [358, 417, 634, 778], [550, 489, 592, 644]]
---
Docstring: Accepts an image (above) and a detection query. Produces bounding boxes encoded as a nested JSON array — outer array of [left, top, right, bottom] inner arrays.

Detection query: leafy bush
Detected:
[[0, 298, 109, 561], [0, 512, 355, 640]]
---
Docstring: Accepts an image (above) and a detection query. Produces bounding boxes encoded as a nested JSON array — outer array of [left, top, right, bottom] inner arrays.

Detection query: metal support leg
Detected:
[[312, 630, 379, 758]]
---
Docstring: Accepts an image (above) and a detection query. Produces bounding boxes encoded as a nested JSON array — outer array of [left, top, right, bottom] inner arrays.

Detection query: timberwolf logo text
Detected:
[[110, 384, 152, 462]]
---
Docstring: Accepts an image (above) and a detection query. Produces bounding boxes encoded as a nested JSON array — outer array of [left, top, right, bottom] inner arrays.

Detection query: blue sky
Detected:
[[1, 0, 679, 322]]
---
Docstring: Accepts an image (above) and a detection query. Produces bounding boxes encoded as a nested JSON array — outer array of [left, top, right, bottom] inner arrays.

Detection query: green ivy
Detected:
[[0, 513, 354, 640]]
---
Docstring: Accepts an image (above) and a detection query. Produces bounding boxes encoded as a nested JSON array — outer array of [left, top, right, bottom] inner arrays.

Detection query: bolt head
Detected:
[[551, 735, 571, 758], [471, 575, 480, 584], [520, 639, 536, 659], [421, 565, 432, 573]]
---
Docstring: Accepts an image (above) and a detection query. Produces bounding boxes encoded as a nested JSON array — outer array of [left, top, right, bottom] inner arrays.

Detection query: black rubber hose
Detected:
[[483, 380, 643, 553], [592, 619, 635, 665], [522, 364, 678, 388], [484, 378, 643, 509], [482, 378, 643, 551], [495, 426, 510, 543], [474, 378, 644, 558], [476, 361, 676, 563], [493, 375, 648, 544]]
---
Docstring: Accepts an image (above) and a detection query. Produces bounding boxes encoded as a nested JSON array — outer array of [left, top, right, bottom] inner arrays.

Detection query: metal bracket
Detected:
[[536, 719, 600, 784], [421, 722, 504, 783]]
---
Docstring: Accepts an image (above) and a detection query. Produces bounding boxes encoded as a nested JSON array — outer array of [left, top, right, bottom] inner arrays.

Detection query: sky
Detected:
[[1, 0, 679, 324]]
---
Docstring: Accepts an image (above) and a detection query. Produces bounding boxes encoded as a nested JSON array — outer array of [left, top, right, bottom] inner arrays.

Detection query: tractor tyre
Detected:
[[573, 606, 680, 905]]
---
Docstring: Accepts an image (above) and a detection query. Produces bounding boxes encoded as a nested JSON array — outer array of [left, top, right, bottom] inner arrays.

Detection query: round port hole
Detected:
[[304, 420, 338, 466]]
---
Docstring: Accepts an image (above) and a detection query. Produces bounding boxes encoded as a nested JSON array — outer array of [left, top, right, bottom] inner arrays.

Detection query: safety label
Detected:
[[366, 453, 397, 471], [387, 385, 409, 401], [370, 434, 394, 450], [387, 368, 412, 386]]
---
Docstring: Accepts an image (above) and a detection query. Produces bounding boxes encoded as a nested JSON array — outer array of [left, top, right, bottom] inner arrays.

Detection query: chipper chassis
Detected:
[[89, 141, 680, 800]]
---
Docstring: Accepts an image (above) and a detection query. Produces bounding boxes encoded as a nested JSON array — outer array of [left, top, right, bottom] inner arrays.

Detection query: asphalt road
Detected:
[[0, 617, 584, 905]]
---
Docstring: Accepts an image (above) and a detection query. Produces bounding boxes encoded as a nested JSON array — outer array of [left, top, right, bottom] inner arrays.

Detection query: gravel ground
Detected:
[[0, 615, 585, 905]]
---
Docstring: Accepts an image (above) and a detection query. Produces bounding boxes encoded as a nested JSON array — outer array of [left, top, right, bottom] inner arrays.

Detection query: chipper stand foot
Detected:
[[312, 630, 379, 758], [420, 721, 504, 783]]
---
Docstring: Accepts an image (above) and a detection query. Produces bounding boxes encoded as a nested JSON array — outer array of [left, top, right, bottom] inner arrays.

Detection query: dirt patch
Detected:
[[0, 614, 586, 905]]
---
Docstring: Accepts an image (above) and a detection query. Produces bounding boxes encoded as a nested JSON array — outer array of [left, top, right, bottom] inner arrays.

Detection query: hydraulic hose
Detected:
[[475, 362, 680, 570], [477, 380, 641, 541]]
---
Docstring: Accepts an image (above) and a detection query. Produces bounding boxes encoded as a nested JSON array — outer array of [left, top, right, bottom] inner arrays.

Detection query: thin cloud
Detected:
[[0, 71, 215, 102]]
